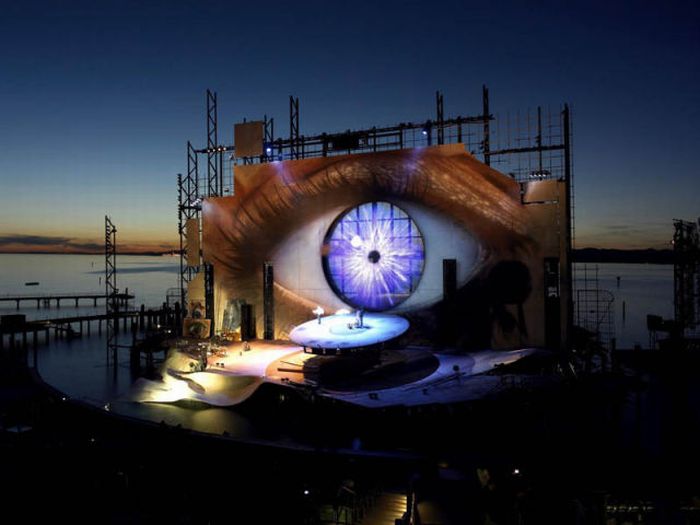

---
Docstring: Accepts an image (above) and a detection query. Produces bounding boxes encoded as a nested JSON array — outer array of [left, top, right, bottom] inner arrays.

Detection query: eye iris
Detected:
[[323, 201, 425, 311]]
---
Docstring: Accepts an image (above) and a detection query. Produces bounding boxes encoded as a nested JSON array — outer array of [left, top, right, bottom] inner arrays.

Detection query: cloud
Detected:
[[575, 220, 673, 249], [600, 224, 635, 232], [593, 221, 669, 235], [0, 234, 72, 246], [0, 233, 177, 254], [0, 234, 104, 252], [66, 241, 103, 251]]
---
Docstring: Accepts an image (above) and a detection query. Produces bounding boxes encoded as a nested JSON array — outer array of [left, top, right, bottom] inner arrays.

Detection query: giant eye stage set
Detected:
[[135, 88, 573, 408]]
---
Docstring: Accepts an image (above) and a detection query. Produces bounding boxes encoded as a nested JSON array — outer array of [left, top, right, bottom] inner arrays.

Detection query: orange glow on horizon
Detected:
[[0, 236, 178, 254]]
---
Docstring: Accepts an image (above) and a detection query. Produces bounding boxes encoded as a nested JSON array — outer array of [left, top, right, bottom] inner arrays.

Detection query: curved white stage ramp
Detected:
[[132, 314, 547, 409]]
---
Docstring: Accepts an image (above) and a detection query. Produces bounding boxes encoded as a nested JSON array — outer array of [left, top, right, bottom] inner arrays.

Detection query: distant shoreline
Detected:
[[0, 248, 674, 264], [0, 251, 181, 257], [573, 248, 673, 265]]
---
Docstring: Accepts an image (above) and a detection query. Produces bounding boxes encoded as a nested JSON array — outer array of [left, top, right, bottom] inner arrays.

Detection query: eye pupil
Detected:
[[323, 201, 425, 311]]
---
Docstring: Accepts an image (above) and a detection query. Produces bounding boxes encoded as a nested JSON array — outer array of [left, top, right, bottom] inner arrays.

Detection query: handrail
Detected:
[[0, 292, 133, 299]]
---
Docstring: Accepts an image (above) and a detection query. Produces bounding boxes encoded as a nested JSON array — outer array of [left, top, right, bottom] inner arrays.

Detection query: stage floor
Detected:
[[131, 338, 546, 408], [289, 312, 410, 350]]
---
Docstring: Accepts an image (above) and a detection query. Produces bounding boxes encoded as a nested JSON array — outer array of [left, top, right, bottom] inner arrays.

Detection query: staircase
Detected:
[[359, 492, 407, 525]]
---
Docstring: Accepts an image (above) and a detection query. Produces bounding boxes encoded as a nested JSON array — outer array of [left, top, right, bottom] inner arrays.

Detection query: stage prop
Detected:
[[188, 300, 205, 319], [183, 318, 211, 339], [323, 201, 425, 311], [201, 144, 569, 351], [131, 339, 551, 408], [289, 312, 410, 352]]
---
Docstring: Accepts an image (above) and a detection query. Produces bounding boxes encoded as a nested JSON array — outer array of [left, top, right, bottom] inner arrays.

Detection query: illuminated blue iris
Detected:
[[323, 201, 425, 311]]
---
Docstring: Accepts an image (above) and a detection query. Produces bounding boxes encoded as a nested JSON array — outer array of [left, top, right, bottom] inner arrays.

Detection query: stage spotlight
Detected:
[[266, 146, 272, 155], [529, 169, 551, 180], [303, 489, 310, 496]]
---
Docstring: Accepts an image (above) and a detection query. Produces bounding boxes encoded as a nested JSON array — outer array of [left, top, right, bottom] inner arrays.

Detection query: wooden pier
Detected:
[[0, 302, 182, 355], [0, 292, 134, 309]]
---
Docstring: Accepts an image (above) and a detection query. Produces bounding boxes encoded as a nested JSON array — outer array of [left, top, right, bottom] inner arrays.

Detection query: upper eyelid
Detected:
[[223, 150, 528, 253]]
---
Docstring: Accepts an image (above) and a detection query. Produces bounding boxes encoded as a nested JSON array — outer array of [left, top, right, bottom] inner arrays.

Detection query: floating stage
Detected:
[[132, 313, 549, 409]]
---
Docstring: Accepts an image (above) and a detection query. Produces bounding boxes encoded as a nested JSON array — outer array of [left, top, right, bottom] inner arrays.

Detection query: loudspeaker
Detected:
[[240, 303, 256, 341], [263, 262, 274, 340], [443, 259, 457, 302]]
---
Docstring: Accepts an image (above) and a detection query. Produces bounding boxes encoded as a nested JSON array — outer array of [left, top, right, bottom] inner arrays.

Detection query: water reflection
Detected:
[[574, 263, 672, 349]]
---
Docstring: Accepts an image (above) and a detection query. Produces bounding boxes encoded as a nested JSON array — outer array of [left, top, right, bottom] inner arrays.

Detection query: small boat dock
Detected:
[[0, 292, 134, 309]]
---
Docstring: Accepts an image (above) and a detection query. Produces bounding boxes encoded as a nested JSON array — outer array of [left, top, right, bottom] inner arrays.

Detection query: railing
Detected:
[[0, 292, 132, 299], [0, 292, 134, 309]]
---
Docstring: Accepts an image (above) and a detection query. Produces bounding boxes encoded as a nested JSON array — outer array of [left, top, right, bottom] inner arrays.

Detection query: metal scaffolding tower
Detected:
[[436, 91, 444, 145], [264, 115, 274, 161], [178, 167, 200, 310], [289, 95, 300, 160], [105, 215, 118, 366], [177, 91, 228, 315], [206, 89, 222, 197], [673, 219, 700, 330], [482, 85, 491, 166], [575, 264, 614, 372]]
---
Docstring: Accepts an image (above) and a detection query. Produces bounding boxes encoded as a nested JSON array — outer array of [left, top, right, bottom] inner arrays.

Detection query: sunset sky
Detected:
[[0, 1, 698, 253]]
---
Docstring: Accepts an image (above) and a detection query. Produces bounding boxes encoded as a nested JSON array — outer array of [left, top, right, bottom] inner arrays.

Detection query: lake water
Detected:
[[0, 253, 180, 320], [574, 262, 674, 349], [0, 255, 700, 472], [0, 254, 674, 350]]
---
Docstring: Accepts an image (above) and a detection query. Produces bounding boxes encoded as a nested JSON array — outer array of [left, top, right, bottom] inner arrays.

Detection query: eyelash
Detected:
[[206, 153, 534, 282]]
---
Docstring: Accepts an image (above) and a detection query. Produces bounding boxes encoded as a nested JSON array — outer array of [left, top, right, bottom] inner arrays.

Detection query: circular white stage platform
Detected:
[[289, 313, 410, 350]]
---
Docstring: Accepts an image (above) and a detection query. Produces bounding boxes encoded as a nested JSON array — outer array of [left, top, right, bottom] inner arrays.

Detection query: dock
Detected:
[[0, 292, 134, 309], [0, 302, 182, 356]]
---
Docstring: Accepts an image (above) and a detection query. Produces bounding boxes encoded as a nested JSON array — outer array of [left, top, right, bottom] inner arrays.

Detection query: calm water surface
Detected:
[[574, 262, 673, 349], [0, 253, 180, 319], [0, 255, 683, 458], [1, 255, 673, 349]]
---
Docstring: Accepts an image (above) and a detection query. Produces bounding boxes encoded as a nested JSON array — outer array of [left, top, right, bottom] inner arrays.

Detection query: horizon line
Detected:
[[0, 247, 674, 255]]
